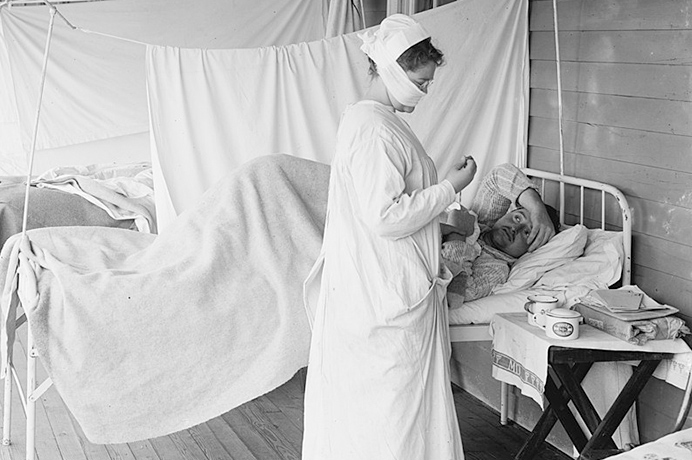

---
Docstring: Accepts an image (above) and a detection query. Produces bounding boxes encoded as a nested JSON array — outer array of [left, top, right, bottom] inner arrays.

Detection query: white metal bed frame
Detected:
[[448, 167, 632, 426], [0, 167, 633, 459]]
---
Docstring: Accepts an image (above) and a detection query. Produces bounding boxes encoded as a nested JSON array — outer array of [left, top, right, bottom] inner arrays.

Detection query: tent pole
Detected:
[[16, 6, 56, 460], [20, 5, 57, 235]]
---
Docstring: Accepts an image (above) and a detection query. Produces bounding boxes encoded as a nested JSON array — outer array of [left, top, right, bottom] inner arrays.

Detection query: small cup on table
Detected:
[[524, 295, 559, 328]]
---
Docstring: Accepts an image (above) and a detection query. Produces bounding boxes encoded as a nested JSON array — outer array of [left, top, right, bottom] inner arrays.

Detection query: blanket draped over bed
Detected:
[[0, 154, 329, 443]]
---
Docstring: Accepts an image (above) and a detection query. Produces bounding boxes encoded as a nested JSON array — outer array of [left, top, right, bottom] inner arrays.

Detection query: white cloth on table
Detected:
[[490, 312, 692, 407], [491, 312, 692, 448], [303, 100, 463, 460]]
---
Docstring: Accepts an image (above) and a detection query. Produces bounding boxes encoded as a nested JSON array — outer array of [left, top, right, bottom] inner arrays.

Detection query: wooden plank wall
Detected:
[[528, 0, 692, 441]]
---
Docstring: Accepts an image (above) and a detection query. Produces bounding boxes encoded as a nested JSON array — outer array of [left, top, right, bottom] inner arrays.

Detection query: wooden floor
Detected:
[[0, 362, 573, 460]]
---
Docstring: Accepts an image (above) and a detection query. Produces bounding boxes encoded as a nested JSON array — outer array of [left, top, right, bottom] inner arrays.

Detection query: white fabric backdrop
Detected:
[[0, 0, 328, 174], [0, 21, 23, 175], [147, 0, 529, 229]]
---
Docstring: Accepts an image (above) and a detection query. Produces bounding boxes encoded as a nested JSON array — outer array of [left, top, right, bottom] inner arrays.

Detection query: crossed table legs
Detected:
[[514, 347, 674, 460]]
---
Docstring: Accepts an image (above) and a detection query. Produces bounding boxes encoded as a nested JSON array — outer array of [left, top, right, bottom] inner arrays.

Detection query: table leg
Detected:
[[551, 363, 617, 451], [545, 366, 590, 450], [514, 363, 592, 459], [579, 359, 662, 458]]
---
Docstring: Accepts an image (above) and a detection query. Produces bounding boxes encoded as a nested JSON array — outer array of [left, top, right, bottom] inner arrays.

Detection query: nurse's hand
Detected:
[[445, 156, 477, 193]]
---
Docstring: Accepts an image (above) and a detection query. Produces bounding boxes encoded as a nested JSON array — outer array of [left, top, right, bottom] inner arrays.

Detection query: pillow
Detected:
[[492, 224, 588, 295], [536, 229, 623, 289]]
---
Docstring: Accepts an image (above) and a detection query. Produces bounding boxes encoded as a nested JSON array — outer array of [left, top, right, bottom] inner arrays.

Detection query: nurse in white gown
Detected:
[[302, 14, 476, 460]]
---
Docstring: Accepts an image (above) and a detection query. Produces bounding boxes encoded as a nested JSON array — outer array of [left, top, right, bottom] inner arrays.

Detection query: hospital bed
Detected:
[[0, 162, 156, 251], [445, 167, 632, 425], [0, 156, 633, 459]]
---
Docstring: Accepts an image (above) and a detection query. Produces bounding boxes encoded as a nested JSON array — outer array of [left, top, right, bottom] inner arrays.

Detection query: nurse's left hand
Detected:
[[445, 156, 477, 193]]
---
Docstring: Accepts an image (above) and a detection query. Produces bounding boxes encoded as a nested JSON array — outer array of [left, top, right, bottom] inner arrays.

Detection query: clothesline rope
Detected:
[[551, 0, 566, 222], [42, 0, 151, 45], [20, 4, 56, 236]]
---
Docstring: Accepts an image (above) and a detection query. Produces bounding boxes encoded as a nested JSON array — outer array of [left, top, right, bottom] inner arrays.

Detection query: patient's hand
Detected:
[[441, 208, 476, 243], [527, 206, 555, 252]]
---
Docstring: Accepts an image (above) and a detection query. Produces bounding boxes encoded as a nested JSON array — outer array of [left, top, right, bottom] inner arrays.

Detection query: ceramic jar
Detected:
[[545, 308, 582, 340]]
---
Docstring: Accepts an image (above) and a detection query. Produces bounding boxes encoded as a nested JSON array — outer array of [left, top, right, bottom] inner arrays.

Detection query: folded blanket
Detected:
[[33, 162, 156, 233], [0, 154, 329, 443], [0, 182, 136, 251]]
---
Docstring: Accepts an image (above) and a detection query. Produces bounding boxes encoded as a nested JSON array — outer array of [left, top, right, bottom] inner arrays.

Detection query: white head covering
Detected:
[[359, 14, 432, 108]]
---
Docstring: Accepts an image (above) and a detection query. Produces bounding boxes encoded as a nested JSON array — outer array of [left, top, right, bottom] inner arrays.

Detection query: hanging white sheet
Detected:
[[0, 0, 327, 172], [0, 20, 23, 175], [147, 0, 529, 230]]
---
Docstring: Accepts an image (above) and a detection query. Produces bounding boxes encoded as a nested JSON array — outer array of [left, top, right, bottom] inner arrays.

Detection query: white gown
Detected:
[[303, 100, 464, 460]]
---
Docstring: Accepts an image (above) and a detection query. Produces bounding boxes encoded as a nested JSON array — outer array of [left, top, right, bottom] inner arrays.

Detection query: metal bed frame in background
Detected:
[[449, 167, 633, 426]]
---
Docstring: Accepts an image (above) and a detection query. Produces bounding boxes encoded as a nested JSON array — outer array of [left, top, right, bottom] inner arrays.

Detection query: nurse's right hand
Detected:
[[445, 156, 477, 193]]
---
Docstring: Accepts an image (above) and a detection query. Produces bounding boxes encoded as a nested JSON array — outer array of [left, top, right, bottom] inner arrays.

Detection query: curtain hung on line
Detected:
[[147, 0, 530, 229]]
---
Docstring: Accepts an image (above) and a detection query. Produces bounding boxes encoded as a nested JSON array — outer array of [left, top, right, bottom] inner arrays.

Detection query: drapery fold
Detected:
[[147, 0, 529, 229], [0, 154, 330, 443], [0, 0, 327, 173]]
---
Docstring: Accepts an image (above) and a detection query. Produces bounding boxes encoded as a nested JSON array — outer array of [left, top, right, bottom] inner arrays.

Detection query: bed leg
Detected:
[[3, 360, 12, 445], [500, 382, 509, 425], [25, 331, 36, 460]]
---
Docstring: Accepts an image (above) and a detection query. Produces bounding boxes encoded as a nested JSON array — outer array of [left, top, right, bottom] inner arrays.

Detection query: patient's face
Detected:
[[486, 208, 532, 258]]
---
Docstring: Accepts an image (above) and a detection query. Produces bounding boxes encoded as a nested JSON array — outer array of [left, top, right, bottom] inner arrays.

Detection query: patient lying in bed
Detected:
[[440, 163, 560, 305]]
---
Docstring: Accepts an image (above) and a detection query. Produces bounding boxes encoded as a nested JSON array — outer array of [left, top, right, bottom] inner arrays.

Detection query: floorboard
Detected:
[[1, 366, 573, 460]]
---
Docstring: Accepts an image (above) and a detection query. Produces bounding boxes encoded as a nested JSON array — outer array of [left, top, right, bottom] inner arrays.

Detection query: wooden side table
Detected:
[[515, 347, 673, 460], [489, 313, 690, 460]]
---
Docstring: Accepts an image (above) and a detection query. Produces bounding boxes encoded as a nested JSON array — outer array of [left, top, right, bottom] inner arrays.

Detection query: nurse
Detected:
[[302, 14, 474, 460]]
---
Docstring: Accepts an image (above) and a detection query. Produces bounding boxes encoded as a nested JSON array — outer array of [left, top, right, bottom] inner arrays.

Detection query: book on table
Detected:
[[589, 289, 644, 311], [580, 288, 678, 322]]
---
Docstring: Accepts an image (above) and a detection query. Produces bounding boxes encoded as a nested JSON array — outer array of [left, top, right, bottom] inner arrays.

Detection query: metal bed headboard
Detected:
[[449, 168, 633, 426], [448, 168, 633, 344], [521, 168, 632, 286]]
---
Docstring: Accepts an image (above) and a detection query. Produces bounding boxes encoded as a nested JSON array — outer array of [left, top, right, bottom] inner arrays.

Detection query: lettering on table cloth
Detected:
[[492, 349, 545, 393]]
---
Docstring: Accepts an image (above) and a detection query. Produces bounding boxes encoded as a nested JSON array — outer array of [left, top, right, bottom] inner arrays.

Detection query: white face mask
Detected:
[[377, 60, 425, 108], [359, 14, 431, 108]]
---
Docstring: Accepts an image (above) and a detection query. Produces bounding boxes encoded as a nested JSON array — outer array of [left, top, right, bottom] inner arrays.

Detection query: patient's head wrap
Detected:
[[359, 14, 431, 108]]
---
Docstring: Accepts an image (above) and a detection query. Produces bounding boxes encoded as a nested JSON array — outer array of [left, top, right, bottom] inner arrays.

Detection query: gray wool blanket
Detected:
[[0, 154, 329, 443]]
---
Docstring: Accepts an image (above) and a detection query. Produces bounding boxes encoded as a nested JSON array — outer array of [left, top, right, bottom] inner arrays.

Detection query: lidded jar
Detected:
[[545, 308, 582, 340]]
